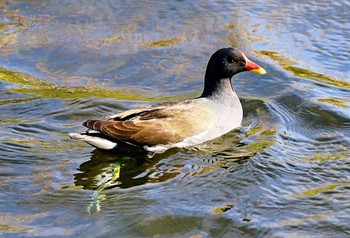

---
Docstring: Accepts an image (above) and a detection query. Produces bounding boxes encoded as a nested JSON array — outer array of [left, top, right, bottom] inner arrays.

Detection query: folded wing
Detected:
[[83, 100, 213, 147]]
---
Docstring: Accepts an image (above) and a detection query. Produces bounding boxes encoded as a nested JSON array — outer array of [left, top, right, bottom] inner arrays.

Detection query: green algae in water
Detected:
[[293, 181, 350, 198], [0, 67, 51, 87], [0, 224, 31, 232], [246, 140, 275, 151], [257, 50, 350, 88], [0, 96, 40, 106], [212, 204, 234, 214], [0, 23, 10, 31], [317, 97, 350, 109], [143, 36, 183, 48], [0, 67, 196, 101], [13, 86, 196, 101]]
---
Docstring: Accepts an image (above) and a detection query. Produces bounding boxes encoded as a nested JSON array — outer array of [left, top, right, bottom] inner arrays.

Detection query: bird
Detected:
[[69, 47, 266, 153]]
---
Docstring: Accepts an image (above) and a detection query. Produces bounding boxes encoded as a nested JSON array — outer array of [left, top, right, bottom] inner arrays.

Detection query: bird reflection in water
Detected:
[[74, 148, 183, 212], [74, 148, 181, 190]]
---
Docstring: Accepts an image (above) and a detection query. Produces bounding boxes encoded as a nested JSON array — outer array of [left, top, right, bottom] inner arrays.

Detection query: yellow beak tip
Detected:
[[251, 67, 267, 75]]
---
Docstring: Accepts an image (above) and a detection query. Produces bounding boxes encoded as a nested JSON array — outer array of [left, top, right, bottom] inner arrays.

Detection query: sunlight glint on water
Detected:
[[0, 1, 349, 237]]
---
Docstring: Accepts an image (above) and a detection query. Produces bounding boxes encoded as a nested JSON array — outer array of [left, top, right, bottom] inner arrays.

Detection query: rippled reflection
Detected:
[[1, 0, 349, 237], [74, 149, 177, 190]]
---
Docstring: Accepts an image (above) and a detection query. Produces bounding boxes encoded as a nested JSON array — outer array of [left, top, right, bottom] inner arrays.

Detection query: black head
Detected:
[[205, 47, 266, 79], [201, 47, 266, 97]]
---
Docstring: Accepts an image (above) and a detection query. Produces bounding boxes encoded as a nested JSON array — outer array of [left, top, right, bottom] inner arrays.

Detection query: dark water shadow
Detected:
[[74, 148, 182, 190], [73, 140, 256, 191]]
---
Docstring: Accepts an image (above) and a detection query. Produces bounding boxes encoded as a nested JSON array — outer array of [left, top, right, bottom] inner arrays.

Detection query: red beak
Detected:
[[242, 53, 266, 74]]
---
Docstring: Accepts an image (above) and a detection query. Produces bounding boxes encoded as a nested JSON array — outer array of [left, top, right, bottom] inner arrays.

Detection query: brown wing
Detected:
[[84, 100, 213, 146], [84, 119, 177, 146]]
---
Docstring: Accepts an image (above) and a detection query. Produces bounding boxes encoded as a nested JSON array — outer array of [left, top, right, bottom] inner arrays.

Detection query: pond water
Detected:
[[0, 1, 349, 237]]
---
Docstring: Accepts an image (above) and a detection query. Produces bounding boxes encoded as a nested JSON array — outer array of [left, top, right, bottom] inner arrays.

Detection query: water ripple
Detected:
[[1, 0, 350, 237]]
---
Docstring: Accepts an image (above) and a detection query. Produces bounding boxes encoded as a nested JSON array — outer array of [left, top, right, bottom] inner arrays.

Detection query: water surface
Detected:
[[0, 1, 349, 237]]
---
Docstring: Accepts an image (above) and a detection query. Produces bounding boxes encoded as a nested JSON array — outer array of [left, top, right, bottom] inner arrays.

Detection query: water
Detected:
[[1, 1, 349, 237]]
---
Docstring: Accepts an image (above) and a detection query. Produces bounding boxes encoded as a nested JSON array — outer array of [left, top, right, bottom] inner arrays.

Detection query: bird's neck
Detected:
[[200, 75, 235, 98]]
